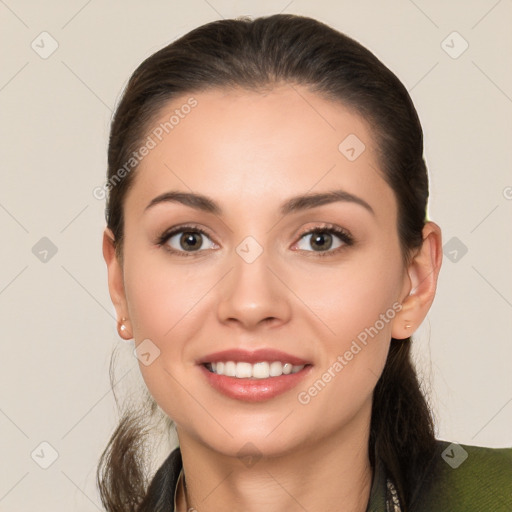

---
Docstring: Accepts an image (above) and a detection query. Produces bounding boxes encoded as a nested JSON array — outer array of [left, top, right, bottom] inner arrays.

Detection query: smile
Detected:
[[205, 361, 306, 379], [197, 348, 313, 401]]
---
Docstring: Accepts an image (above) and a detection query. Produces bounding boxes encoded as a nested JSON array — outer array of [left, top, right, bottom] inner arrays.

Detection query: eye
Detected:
[[156, 223, 353, 257], [157, 225, 217, 256], [294, 225, 354, 255]]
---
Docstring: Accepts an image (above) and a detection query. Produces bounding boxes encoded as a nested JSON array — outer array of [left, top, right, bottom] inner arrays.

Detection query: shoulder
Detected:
[[412, 439, 512, 512]]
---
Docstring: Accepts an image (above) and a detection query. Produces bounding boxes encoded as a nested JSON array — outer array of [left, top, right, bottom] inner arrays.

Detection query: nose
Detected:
[[216, 248, 292, 331]]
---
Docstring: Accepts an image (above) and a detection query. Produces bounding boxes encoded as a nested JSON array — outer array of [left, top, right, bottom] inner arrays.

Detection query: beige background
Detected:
[[1, 0, 511, 510]]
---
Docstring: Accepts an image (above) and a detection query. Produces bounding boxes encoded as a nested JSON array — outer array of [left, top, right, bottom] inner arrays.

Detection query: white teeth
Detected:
[[225, 361, 236, 377], [269, 361, 282, 377], [283, 363, 293, 375], [253, 362, 270, 379], [236, 362, 252, 378], [208, 361, 305, 378]]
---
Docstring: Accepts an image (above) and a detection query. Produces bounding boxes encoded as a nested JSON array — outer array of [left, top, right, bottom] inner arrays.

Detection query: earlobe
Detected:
[[392, 222, 443, 340], [117, 316, 132, 340], [102, 228, 133, 340]]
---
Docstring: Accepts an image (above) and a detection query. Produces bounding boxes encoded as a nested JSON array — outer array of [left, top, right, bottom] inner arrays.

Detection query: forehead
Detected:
[[124, 85, 396, 224]]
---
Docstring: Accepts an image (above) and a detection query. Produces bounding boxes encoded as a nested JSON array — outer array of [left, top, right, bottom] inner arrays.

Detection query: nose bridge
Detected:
[[216, 237, 291, 329]]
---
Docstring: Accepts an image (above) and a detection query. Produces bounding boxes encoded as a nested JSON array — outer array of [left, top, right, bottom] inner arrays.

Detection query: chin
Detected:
[[185, 416, 313, 461]]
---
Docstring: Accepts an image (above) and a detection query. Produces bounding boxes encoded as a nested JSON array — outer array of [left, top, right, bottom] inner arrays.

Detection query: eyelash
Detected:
[[156, 223, 354, 258]]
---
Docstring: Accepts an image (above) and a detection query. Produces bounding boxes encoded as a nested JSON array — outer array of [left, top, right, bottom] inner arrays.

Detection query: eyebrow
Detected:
[[144, 189, 375, 217]]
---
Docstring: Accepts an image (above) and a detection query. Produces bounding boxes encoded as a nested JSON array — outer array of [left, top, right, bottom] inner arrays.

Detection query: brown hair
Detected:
[[97, 13, 437, 511]]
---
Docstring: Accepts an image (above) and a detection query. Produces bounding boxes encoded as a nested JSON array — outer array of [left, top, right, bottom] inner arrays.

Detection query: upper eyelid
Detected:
[[295, 223, 349, 237]]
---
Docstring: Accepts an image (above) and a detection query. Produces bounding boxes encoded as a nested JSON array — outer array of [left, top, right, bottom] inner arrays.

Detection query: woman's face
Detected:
[[110, 85, 415, 458]]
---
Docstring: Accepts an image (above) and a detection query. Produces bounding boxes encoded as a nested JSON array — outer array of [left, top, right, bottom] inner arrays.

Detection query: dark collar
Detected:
[[141, 446, 390, 511]]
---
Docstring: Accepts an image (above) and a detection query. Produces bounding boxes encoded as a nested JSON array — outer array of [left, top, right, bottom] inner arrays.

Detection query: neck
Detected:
[[176, 419, 373, 512]]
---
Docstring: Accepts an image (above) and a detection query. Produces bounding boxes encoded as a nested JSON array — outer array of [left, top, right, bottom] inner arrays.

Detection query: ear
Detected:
[[102, 227, 133, 340], [392, 221, 443, 340]]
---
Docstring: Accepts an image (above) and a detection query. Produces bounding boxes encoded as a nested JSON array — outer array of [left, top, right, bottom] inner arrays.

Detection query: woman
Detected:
[[97, 14, 512, 512]]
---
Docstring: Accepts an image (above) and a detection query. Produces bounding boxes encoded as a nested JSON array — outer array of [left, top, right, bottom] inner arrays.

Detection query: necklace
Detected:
[[386, 478, 402, 512], [175, 469, 195, 512]]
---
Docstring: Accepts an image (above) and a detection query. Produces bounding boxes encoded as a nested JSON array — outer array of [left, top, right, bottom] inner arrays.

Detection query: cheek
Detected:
[[123, 250, 216, 342], [291, 246, 403, 349], [291, 246, 402, 409], [122, 252, 219, 421]]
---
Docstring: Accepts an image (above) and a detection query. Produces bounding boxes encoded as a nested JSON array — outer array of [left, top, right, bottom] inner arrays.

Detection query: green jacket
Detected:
[[368, 440, 512, 511], [139, 440, 512, 511]]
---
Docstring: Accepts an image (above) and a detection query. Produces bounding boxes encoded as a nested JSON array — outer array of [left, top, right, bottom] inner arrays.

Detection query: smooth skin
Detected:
[[103, 84, 442, 512]]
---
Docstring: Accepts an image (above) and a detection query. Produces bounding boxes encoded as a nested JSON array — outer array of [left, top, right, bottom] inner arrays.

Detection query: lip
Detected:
[[197, 348, 311, 366], [199, 364, 313, 402], [197, 348, 313, 402]]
